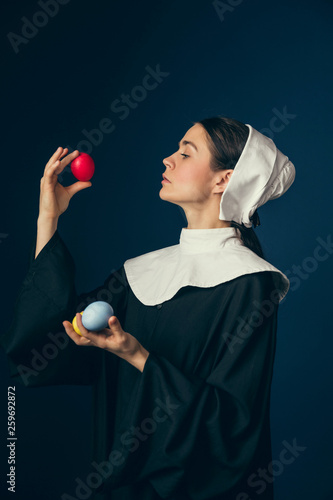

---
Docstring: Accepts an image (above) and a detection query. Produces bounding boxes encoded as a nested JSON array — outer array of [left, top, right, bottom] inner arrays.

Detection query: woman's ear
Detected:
[[212, 169, 233, 194]]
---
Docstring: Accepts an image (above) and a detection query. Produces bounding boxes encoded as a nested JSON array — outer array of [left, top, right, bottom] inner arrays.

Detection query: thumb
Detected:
[[67, 181, 92, 197], [108, 316, 120, 329]]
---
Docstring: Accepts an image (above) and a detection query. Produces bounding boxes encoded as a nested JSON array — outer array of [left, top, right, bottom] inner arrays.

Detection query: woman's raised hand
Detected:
[[39, 147, 92, 219]]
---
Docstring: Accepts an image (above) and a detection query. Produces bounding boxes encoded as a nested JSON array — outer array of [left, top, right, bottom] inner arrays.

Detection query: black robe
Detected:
[[0, 229, 279, 500]]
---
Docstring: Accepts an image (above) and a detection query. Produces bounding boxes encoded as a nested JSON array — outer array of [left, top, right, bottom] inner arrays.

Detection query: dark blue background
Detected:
[[1, 0, 332, 498]]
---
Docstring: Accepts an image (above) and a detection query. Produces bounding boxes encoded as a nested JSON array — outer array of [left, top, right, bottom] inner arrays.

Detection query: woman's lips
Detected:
[[162, 176, 171, 183]]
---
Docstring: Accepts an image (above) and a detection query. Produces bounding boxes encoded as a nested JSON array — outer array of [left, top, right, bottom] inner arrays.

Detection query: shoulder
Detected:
[[223, 271, 278, 303], [232, 270, 275, 287]]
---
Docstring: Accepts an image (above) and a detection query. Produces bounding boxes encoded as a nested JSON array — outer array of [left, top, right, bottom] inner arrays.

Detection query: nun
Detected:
[[1, 116, 295, 500]]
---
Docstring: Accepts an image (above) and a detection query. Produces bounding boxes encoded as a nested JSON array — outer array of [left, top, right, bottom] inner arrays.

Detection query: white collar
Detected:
[[124, 227, 289, 306], [179, 226, 238, 254]]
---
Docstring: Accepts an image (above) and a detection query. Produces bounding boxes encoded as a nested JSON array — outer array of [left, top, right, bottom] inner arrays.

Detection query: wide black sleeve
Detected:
[[97, 272, 279, 499], [0, 229, 129, 387]]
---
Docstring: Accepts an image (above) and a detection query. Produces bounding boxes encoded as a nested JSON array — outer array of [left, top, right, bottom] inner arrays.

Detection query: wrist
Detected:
[[125, 345, 150, 373], [35, 215, 59, 259], [37, 214, 59, 225]]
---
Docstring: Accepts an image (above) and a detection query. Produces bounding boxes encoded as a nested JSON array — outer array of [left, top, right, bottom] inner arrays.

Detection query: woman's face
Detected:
[[160, 123, 229, 208]]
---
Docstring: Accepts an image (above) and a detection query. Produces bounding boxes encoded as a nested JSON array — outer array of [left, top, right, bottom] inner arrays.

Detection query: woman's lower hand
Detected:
[[62, 314, 149, 372]]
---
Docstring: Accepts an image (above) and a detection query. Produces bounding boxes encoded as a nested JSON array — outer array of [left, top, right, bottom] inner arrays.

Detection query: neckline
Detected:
[[179, 226, 240, 254]]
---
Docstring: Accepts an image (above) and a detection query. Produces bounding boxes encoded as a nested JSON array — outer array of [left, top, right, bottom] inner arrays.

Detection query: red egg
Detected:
[[71, 153, 95, 181]]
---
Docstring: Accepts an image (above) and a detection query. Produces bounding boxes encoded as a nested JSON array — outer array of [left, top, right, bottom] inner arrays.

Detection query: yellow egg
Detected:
[[72, 312, 84, 336]]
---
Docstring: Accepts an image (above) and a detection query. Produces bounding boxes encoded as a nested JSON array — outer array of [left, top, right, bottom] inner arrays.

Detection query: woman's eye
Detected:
[[181, 153, 189, 158]]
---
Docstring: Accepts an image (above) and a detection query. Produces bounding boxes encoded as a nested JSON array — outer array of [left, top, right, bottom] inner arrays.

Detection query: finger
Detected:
[[57, 149, 80, 170], [45, 147, 64, 171], [65, 181, 92, 198], [62, 320, 92, 346], [43, 159, 62, 185], [50, 150, 80, 178], [56, 148, 68, 167], [42, 149, 65, 183], [105, 316, 124, 343], [59, 148, 69, 159], [108, 315, 123, 331], [43, 150, 80, 184], [76, 313, 107, 349], [44, 148, 79, 179]]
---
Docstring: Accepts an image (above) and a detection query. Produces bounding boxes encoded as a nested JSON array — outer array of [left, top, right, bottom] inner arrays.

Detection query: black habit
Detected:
[[1, 229, 279, 500]]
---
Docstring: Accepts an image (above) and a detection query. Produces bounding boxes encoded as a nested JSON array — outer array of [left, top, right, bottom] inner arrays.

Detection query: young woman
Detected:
[[1, 116, 295, 500]]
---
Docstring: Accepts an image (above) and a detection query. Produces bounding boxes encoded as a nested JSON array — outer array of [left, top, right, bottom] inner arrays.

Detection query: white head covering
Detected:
[[219, 124, 296, 228]]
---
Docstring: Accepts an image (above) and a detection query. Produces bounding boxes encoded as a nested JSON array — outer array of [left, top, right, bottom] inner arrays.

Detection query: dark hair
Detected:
[[194, 116, 265, 259]]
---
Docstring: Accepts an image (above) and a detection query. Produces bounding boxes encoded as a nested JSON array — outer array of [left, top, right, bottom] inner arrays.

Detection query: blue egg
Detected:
[[82, 301, 114, 332]]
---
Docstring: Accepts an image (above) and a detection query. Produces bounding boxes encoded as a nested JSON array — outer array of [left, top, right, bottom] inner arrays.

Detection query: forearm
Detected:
[[35, 215, 59, 259]]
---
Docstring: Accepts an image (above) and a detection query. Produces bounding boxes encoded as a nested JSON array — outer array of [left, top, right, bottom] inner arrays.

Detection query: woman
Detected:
[[1, 116, 295, 500]]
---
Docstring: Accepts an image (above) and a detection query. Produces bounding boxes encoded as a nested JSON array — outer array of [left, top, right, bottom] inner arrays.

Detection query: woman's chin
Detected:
[[159, 188, 183, 207], [159, 187, 169, 200]]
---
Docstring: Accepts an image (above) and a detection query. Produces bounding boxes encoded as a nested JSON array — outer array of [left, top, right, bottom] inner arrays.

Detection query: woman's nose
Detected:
[[163, 156, 174, 168]]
